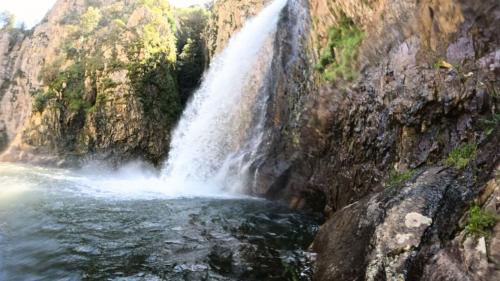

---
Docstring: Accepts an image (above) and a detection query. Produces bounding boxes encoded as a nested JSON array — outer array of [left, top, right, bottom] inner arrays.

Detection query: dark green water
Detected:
[[0, 163, 320, 281]]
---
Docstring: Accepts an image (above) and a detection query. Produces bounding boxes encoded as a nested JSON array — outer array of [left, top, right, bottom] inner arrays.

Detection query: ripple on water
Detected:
[[0, 163, 322, 280]]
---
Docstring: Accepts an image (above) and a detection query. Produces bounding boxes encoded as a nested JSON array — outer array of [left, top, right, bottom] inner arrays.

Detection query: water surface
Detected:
[[0, 163, 320, 281]]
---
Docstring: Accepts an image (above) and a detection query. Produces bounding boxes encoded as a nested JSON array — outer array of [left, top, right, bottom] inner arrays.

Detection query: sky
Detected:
[[0, 0, 214, 29], [0, 0, 57, 28]]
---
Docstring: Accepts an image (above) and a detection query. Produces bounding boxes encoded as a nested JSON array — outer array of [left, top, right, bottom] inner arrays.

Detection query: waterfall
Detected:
[[162, 0, 288, 192]]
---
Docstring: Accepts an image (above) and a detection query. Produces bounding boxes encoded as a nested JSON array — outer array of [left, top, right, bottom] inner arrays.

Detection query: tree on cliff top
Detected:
[[0, 11, 15, 30]]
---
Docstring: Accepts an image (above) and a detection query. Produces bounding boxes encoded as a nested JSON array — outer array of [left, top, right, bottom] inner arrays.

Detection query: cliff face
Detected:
[[256, 0, 498, 208], [0, 0, 208, 165], [203, 0, 499, 278], [0, 0, 498, 279], [241, 0, 499, 280], [205, 0, 270, 57], [0, 0, 77, 155]]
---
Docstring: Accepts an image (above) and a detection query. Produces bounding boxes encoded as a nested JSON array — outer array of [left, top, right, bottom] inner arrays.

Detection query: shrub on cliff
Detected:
[[175, 7, 209, 103], [465, 206, 498, 237], [316, 16, 363, 81], [32, 90, 54, 113], [445, 143, 477, 170], [386, 168, 417, 188]]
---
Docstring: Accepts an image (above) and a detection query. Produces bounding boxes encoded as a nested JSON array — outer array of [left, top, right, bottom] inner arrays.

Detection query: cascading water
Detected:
[[0, 2, 324, 280], [163, 0, 288, 192]]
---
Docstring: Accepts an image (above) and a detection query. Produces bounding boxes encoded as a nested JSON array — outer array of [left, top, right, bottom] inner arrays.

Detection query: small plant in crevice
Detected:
[[479, 113, 500, 136], [31, 89, 55, 113], [445, 143, 477, 170], [465, 205, 498, 237], [315, 16, 364, 81], [386, 168, 417, 188]]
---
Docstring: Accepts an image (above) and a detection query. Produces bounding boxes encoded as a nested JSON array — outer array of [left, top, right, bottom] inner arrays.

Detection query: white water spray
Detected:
[[163, 0, 287, 192], [0, 0, 292, 201]]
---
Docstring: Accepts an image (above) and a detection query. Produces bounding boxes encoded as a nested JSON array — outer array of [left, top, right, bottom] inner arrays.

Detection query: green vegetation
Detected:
[[129, 53, 181, 122], [125, 0, 182, 122], [32, 90, 55, 113], [445, 143, 477, 169], [80, 7, 102, 34], [387, 168, 417, 187], [316, 16, 364, 81], [37, 61, 90, 113], [480, 113, 500, 135], [175, 7, 209, 103], [34, 0, 185, 123], [465, 205, 497, 237], [101, 78, 119, 90]]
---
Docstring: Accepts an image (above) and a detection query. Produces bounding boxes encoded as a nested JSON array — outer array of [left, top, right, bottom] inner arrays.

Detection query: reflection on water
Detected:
[[0, 163, 321, 280]]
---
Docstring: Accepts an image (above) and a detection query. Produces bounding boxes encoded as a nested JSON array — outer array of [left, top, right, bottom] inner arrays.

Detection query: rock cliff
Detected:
[[0, 0, 208, 165], [205, 0, 270, 57], [0, 0, 498, 279], [236, 0, 500, 280]]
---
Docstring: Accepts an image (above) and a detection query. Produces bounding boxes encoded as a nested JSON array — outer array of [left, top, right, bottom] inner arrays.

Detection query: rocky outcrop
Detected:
[[203, 1, 499, 278], [313, 144, 499, 280], [223, 0, 499, 279], [254, 0, 499, 208], [0, 0, 82, 154], [0, 0, 209, 166], [205, 0, 270, 57]]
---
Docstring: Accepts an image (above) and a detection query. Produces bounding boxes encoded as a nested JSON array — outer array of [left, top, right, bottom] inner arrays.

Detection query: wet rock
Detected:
[[246, 0, 499, 242], [313, 167, 451, 280]]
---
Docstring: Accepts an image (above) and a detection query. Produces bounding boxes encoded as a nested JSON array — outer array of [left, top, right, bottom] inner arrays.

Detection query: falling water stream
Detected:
[[0, 1, 321, 280], [164, 0, 287, 193]]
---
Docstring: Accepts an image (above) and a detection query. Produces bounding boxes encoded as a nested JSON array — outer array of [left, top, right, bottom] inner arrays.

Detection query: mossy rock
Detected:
[[316, 16, 364, 82]]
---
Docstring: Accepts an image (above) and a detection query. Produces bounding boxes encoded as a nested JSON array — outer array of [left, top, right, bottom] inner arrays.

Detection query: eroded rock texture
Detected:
[[205, 0, 270, 57], [238, 0, 500, 280], [0, 0, 208, 166]]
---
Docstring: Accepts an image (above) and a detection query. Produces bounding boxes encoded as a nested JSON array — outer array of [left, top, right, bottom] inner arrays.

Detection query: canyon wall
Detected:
[[0, 0, 208, 165], [0, 0, 498, 279], [243, 0, 500, 280], [202, 0, 500, 279]]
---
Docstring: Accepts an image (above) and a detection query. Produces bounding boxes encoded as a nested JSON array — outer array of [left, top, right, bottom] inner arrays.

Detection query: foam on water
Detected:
[[0, 162, 247, 201], [0, 0, 288, 200]]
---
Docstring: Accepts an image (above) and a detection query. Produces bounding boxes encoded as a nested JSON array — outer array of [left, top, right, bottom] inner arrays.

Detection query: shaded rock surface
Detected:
[[253, 0, 499, 210], [207, 0, 500, 280]]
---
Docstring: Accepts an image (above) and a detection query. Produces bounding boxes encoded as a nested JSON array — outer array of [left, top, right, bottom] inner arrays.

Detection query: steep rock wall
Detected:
[[255, 0, 498, 208], [0, 0, 80, 154], [0, 0, 208, 166], [205, 0, 270, 57], [244, 0, 500, 280]]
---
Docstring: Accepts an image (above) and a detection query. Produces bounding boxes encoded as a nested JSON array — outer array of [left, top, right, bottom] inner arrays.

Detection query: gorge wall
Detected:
[[0, 0, 208, 165], [201, 0, 500, 279], [245, 0, 500, 280], [0, 0, 498, 280]]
